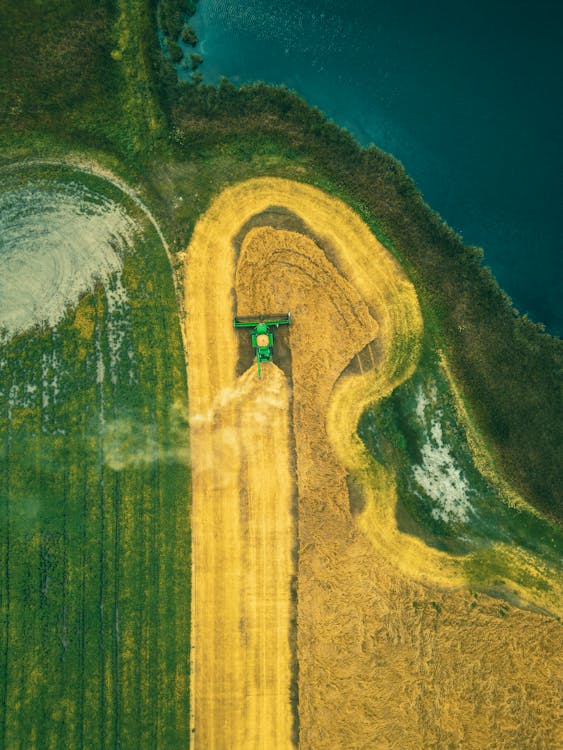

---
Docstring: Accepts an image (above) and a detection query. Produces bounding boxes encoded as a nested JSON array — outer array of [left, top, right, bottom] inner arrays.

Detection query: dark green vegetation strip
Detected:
[[0, 169, 190, 747]]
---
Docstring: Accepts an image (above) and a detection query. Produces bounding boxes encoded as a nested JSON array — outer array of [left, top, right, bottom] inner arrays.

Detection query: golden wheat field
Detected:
[[183, 178, 562, 749]]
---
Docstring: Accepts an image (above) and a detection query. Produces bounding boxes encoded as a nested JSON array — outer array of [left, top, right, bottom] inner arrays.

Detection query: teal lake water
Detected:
[[189, 0, 562, 334]]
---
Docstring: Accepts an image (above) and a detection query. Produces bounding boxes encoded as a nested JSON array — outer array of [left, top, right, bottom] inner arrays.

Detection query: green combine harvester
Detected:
[[233, 313, 291, 377]]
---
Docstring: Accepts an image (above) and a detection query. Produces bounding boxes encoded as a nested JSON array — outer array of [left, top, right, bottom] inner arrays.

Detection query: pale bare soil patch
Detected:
[[0, 179, 139, 340], [185, 178, 562, 749]]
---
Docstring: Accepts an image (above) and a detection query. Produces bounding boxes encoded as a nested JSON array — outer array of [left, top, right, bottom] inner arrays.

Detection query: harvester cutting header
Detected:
[[233, 313, 291, 377]]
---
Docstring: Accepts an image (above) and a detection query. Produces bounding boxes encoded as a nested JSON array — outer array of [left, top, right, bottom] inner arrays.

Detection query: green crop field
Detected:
[[0, 164, 190, 748]]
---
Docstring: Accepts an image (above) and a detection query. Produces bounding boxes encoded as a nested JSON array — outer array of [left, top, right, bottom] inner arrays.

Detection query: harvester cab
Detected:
[[233, 313, 291, 378]]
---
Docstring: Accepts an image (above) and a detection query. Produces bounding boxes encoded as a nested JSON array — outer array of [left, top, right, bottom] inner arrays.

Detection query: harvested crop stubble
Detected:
[[185, 178, 561, 749], [186, 214, 294, 747]]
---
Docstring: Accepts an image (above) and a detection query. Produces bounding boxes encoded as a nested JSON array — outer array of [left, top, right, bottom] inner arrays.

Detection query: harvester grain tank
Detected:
[[233, 313, 291, 377]]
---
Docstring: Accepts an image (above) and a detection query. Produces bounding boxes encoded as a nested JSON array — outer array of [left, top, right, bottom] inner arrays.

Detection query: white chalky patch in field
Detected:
[[415, 385, 430, 423], [105, 272, 132, 384], [95, 330, 106, 387], [0, 179, 139, 339], [412, 385, 472, 524]]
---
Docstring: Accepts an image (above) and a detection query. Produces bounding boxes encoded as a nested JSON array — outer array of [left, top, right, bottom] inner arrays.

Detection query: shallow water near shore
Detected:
[[191, 0, 563, 335]]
